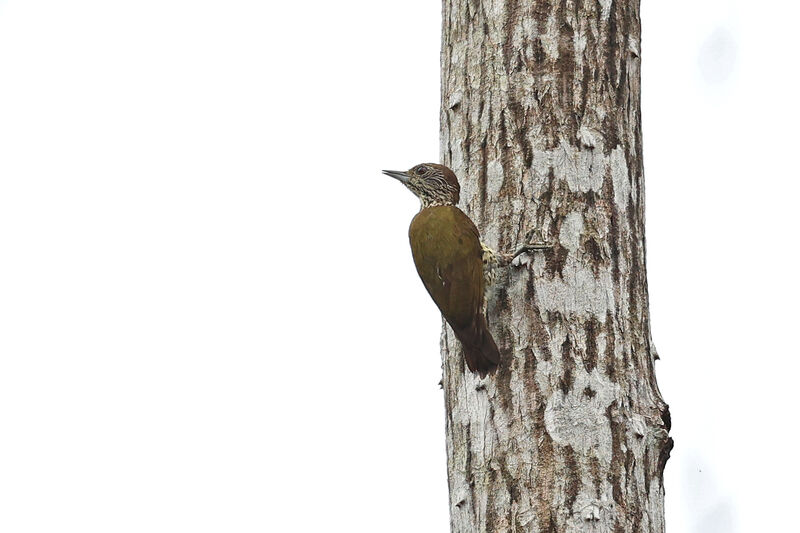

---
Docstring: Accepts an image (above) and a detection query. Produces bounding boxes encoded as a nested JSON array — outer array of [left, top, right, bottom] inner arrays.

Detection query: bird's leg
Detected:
[[484, 229, 553, 269], [506, 242, 553, 265]]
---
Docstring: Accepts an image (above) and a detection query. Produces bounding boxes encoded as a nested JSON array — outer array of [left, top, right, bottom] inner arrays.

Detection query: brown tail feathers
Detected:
[[454, 315, 500, 377]]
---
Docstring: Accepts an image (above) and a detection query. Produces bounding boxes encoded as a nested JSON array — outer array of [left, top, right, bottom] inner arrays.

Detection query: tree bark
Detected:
[[439, 1, 672, 532]]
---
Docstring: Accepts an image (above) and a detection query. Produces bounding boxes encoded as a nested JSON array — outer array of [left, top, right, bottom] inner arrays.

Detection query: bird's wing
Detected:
[[408, 206, 484, 330]]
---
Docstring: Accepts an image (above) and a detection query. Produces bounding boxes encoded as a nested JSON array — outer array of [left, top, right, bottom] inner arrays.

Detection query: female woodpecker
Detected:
[[383, 163, 548, 377]]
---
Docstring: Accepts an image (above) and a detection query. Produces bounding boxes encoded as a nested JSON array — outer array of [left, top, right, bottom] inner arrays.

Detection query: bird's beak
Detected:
[[382, 170, 411, 185]]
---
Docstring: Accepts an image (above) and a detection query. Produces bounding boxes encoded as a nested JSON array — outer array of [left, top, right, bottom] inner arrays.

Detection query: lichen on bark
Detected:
[[439, 0, 671, 531]]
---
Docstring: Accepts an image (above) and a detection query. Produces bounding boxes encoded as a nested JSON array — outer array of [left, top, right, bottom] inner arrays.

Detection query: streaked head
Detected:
[[382, 163, 460, 208]]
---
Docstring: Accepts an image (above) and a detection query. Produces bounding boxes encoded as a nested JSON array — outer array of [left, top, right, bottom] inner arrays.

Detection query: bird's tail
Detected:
[[454, 315, 500, 378]]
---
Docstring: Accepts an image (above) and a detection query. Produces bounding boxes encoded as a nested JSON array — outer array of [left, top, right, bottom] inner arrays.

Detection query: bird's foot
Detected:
[[510, 230, 552, 267], [512, 241, 553, 259]]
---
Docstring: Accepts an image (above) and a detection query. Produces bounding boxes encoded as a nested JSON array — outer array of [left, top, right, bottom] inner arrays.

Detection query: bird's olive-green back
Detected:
[[408, 206, 484, 330]]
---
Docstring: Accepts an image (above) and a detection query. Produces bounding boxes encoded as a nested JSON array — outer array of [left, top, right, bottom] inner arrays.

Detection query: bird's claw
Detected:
[[512, 241, 553, 260]]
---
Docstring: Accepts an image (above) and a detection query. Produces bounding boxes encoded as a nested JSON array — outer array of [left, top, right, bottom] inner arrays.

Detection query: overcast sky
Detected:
[[1, 1, 798, 532]]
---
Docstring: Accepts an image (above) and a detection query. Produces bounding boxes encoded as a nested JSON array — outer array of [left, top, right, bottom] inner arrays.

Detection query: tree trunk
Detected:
[[439, 1, 672, 532]]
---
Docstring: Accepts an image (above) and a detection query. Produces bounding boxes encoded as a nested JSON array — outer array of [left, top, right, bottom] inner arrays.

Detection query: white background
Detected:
[[1, 1, 798, 531]]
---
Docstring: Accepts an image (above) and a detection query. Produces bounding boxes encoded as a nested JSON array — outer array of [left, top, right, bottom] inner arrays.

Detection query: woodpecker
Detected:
[[383, 163, 548, 377]]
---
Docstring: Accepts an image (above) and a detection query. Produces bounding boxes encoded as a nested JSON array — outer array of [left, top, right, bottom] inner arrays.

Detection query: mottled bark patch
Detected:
[[604, 309, 617, 379], [589, 453, 602, 497], [607, 403, 624, 504], [661, 405, 672, 432], [559, 335, 575, 394], [584, 237, 604, 273], [545, 244, 569, 278], [534, 425, 557, 533], [584, 317, 599, 372], [657, 437, 674, 480], [563, 445, 581, 511]]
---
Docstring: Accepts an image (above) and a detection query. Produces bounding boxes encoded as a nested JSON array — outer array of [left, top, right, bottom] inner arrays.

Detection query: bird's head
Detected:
[[382, 163, 460, 208]]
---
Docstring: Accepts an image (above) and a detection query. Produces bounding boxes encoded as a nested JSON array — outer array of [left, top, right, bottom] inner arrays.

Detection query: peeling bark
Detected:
[[439, 1, 671, 531]]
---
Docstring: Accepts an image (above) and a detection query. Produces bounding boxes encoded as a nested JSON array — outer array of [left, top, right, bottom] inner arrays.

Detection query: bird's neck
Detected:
[[420, 198, 455, 209]]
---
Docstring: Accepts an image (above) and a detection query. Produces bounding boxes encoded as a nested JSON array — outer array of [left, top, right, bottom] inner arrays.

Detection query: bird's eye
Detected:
[[416, 165, 428, 174]]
